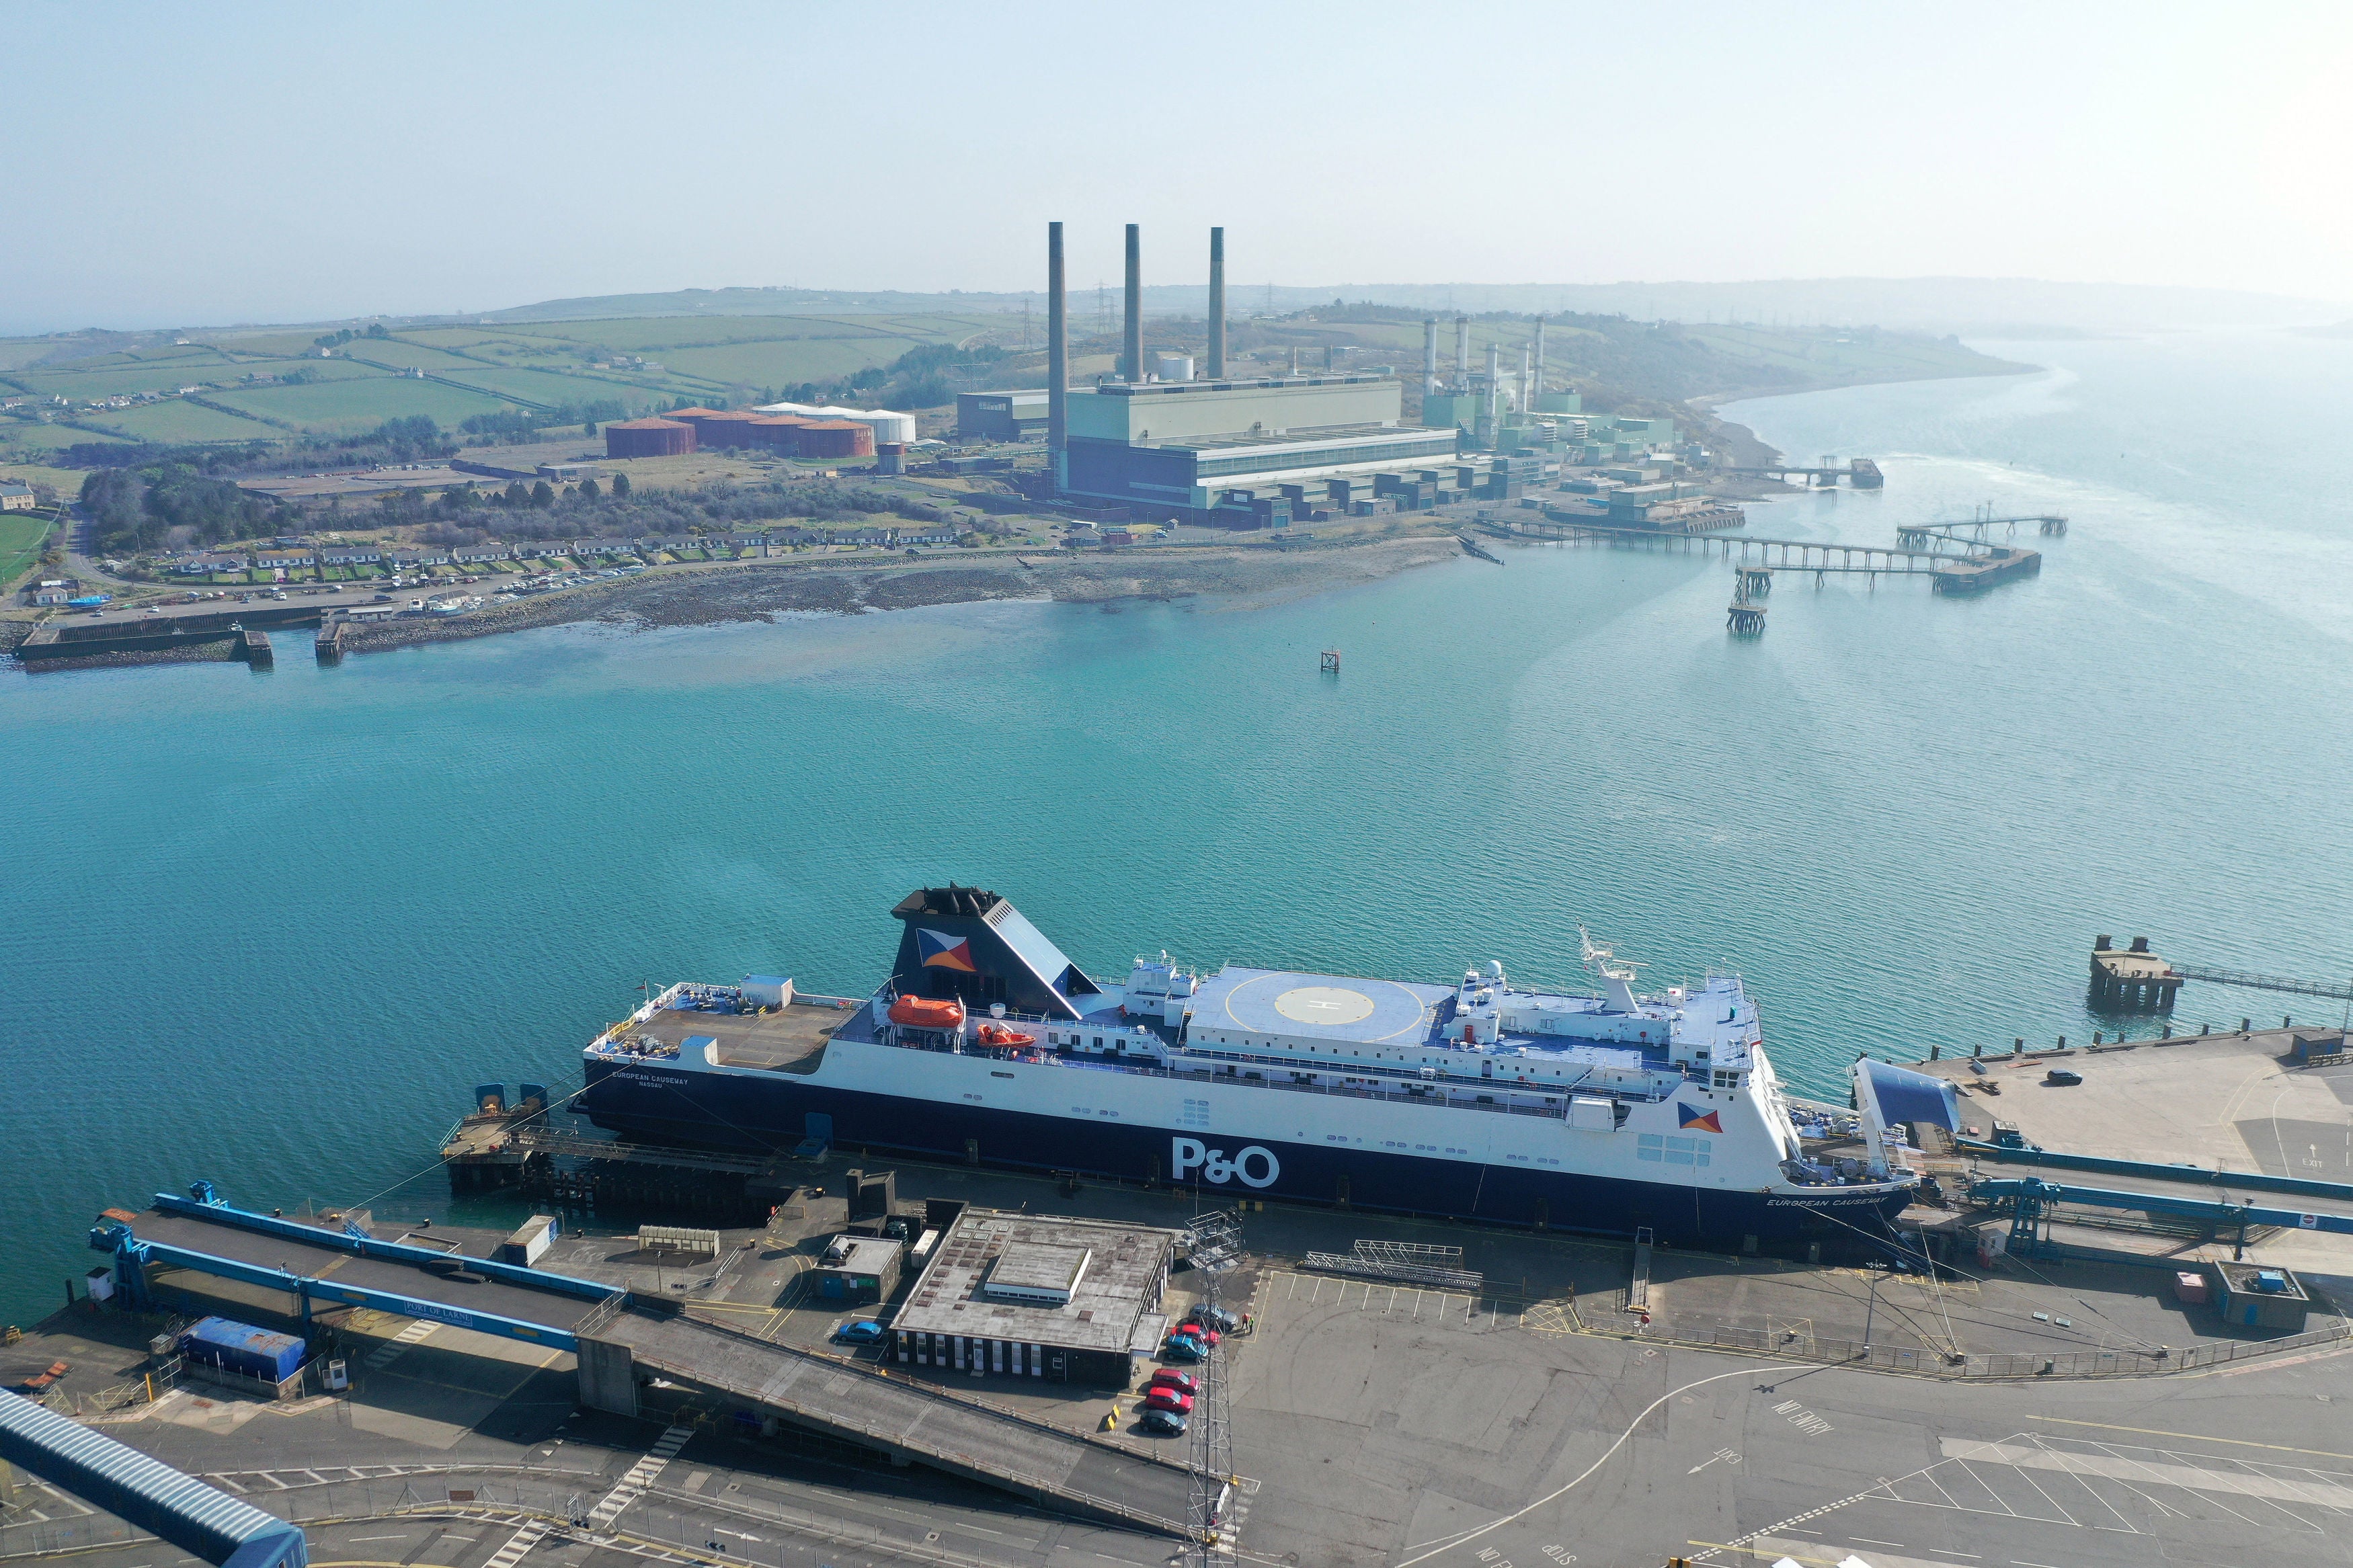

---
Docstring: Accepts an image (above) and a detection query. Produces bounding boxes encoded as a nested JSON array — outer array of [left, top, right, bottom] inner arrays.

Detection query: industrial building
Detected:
[[1061, 372, 1460, 522], [889, 1207, 1178, 1385], [1035, 224, 1514, 524], [957, 389, 1049, 441]]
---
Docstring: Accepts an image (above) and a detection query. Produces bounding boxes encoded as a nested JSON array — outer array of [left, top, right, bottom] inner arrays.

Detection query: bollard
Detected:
[[1972, 1042, 1983, 1057], [2092, 1032, 2102, 1045], [2057, 1035, 2066, 1049], [2013, 1038, 2024, 1055]]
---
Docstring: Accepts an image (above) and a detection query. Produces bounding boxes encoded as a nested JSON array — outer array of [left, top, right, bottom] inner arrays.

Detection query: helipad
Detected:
[[1273, 985, 1376, 1025], [1191, 966, 1453, 1044]]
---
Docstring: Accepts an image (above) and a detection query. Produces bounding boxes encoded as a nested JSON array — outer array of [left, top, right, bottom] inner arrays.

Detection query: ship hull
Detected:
[[582, 1056, 1909, 1249]]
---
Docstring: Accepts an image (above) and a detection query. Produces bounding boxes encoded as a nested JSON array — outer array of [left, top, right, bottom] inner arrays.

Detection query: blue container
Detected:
[[179, 1317, 306, 1382]]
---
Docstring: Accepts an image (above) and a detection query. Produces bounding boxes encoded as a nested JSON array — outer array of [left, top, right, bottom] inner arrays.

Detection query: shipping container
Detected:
[[179, 1317, 306, 1383]]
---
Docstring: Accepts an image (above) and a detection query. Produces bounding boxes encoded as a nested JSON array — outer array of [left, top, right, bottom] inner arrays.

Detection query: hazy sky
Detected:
[[9, 2, 2351, 333]]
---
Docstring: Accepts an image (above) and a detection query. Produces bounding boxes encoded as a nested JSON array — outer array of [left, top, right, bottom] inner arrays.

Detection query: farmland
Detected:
[[0, 310, 1010, 461], [0, 513, 54, 587]]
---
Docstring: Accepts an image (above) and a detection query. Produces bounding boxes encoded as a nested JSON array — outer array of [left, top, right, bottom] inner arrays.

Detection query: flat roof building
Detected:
[[889, 1208, 1178, 1386], [1062, 374, 1458, 524], [956, 390, 1049, 442]]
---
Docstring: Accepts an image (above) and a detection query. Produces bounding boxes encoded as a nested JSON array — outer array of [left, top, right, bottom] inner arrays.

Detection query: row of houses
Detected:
[[163, 520, 975, 575]]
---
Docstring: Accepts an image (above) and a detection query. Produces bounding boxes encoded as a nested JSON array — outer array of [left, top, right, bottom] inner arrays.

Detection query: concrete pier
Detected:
[[2089, 934, 2182, 1012]]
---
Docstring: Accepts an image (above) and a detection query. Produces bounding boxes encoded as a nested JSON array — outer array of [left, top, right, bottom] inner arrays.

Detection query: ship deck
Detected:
[[625, 998, 856, 1071]]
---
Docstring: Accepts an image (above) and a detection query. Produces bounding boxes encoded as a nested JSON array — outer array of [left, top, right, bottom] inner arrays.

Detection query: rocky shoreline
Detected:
[[337, 535, 1463, 655]]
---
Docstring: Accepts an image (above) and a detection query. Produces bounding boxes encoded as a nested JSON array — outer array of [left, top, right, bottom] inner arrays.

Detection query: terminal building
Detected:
[[889, 1207, 1179, 1386], [1062, 372, 1460, 525]]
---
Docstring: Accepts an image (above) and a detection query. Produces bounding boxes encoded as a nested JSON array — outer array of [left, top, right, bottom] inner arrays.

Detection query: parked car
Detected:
[[1187, 1304, 1240, 1334], [2044, 1067, 2083, 1086], [1139, 1408, 1188, 1437], [832, 1320, 887, 1345], [1161, 1337, 1205, 1364], [1144, 1387, 1194, 1413], [1147, 1370, 1197, 1397]]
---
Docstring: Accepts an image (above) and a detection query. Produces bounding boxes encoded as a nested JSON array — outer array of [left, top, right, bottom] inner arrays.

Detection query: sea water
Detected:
[[5, 328, 2350, 1324]]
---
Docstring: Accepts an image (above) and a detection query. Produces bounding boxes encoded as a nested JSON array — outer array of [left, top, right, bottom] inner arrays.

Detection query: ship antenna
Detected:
[[1579, 925, 1640, 982]]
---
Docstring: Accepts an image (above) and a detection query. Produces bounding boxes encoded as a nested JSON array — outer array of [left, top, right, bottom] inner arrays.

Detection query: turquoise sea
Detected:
[[6, 329, 2350, 1327]]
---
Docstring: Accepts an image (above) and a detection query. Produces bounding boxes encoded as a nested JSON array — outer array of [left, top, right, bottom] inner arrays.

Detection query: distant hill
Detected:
[[487, 277, 2346, 336]]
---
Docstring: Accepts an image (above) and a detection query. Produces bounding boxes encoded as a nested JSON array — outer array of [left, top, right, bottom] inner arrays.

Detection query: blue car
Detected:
[[1140, 1407, 1188, 1436], [834, 1320, 887, 1345], [1162, 1335, 1206, 1364]]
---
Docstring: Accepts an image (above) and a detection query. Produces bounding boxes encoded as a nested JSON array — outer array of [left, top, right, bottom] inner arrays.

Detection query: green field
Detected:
[[0, 311, 1009, 452], [0, 419, 130, 453], [206, 376, 512, 434], [97, 400, 281, 442], [428, 364, 644, 407], [0, 513, 54, 587]]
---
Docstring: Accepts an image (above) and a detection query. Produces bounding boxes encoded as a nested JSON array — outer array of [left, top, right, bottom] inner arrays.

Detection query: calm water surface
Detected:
[[5, 329, 2349, 1324]]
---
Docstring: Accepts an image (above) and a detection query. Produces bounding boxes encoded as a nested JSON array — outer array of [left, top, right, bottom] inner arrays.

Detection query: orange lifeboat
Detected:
[[974, 1023, 1037, 1048], [888, 995, 967, 1030]]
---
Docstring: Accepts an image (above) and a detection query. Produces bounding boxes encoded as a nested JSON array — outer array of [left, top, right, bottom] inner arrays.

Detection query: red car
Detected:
[[1144, 1386, 1195, 1413], [1148, 1370, 1198, 1397]]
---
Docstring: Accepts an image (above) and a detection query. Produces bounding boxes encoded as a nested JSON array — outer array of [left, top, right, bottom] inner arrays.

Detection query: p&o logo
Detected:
[[1172, 1137, 1279, 1188]]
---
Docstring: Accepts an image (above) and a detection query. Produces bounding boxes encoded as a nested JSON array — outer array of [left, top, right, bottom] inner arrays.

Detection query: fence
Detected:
[[1704, 1319, 2352, 1379]]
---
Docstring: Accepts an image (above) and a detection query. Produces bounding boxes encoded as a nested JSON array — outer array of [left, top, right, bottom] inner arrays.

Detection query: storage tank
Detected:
[[796, 420, 876, 459], [1154, 353, 1194, 382], [750, 415, 811, 453], [604, 418, 696, 458], [694, 411, 768, 451], [854, 409, 918, 446]]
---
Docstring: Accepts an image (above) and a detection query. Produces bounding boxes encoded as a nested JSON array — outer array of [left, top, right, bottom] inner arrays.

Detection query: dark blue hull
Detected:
[[581, 1059, 1909, 1250]]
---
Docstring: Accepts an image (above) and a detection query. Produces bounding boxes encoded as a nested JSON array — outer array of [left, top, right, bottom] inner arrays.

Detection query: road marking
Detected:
[[348, 1537, 409, 1544], [364, 1320, 440, 1371], [2034, 1417, 2353, 1462], [1392, 1362, 1778, 1566]]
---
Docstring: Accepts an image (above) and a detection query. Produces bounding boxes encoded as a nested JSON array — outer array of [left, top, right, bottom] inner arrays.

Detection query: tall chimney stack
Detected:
[[1122, 224, 1142, 383], [1047, 221, 1067, 491], [1533, 315, 1546, 407], [1455, 316, 1470, 387], [1207, 228, 1226, 379], [1422, 319, 1439, 395], [1485, 342, 1501, 447], [1518, 343, 1531, 419]]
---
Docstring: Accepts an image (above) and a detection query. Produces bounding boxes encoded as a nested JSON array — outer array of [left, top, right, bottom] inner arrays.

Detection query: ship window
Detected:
[[1638, 1133, 1663, 1163], [1092, 1037, 1103, 1050]]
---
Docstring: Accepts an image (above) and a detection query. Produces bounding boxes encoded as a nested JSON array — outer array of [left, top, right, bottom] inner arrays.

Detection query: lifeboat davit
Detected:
[[888, 995, 966, 1030], [974, 1022, 1037, 1048]]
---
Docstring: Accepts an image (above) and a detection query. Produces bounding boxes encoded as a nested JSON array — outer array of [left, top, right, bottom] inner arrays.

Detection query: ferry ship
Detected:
[[577, 886, 1931, 1249]]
